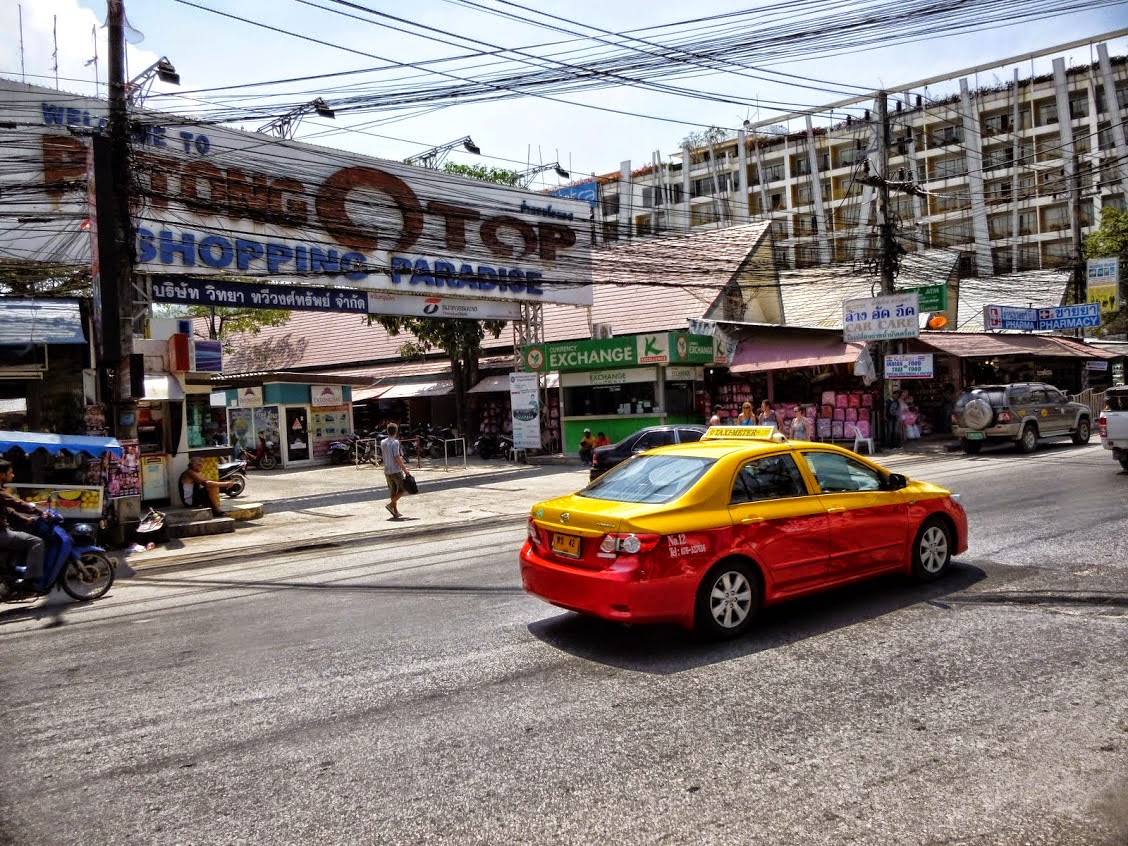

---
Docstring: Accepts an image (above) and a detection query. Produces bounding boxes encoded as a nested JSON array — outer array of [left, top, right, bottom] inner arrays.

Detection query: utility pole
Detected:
[[875, 92, 897, 296], [1069, 150, 1085, 306], [105, 0, 137, 443]]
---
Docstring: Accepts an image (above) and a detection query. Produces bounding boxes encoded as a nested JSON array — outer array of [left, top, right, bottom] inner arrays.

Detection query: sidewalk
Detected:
[[117, 457, 591, 573], [116, 442, 958, 574]]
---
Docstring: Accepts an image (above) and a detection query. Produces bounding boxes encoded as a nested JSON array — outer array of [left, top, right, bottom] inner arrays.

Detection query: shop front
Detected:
[[520, 332, 719, 452], [725, 329, 878, 442], [217, 377, 355, 467]]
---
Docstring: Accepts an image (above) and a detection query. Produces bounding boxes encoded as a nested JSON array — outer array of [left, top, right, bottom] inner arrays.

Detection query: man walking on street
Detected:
[[380, 422, 411, 519], [0, 459, 45, 585]]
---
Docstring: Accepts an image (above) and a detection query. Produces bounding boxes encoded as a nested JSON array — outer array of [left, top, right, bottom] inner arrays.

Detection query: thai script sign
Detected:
[[842, 292, 920, 342], [1086, 257, 1119, 314], [521, 333, 714, 373], [896, 283, 947, 312], [0, 80, 592, 307], [884, 353, 934, 379], [984, 303, 1101, 331]]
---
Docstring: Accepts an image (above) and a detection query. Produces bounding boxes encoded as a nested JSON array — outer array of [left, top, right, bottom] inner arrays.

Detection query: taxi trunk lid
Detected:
[[532, 496, 658, 567]]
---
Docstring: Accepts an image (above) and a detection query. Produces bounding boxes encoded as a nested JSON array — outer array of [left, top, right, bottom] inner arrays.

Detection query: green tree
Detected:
[[376, 160, 520, 437], [180, 305, 291, 348], [1083, 207, 1128, 333]]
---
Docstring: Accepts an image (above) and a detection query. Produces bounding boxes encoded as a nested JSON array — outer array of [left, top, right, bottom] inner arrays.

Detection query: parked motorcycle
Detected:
[[240, 434, 278, 470], [329, 432, 382, 466], [473, 433, 502, 460], [0, 511, 115, 603], [217, 458, 247, 498]]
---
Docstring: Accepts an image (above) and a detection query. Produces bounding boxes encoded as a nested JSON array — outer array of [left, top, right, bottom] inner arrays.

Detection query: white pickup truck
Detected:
[[1098, 386, 1128, 472]]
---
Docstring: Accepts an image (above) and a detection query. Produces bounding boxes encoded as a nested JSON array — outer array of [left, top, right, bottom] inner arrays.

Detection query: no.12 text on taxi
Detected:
[[521, 426, 968, 639]]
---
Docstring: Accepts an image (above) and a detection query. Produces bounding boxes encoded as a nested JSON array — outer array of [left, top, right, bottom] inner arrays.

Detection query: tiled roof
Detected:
[[778, 250, 959, 329], [955, 270, 1070, 332], [221, 223, 772, 372]]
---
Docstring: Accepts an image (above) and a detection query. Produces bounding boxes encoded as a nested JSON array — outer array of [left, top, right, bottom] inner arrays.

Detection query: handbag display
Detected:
[[403, 474, 419, 495]]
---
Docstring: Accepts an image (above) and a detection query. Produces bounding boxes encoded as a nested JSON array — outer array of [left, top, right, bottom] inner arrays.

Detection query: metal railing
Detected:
[[440, 438, 467, 471], [1070, 388, 1107, 419]]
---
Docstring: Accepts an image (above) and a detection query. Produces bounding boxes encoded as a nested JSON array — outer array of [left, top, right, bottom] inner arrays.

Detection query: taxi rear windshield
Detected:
[[581, 454, 715, 504]]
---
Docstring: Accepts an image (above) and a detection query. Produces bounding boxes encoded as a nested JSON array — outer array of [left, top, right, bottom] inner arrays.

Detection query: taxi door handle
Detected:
[[826, 506, 846, 513], [741, 516, 765, 524]]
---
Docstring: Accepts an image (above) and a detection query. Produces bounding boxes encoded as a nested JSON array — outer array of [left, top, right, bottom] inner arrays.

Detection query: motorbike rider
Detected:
[[179, 457, 236, 517], [0, 459, 45, 584]]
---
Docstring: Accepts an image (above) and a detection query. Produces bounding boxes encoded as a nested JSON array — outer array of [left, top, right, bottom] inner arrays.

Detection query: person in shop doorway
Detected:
[[738, 402, 756, 426], [180, 457, 237, 518], [789, 407, 813, 441], [937, 382, 957, 434], [578, 428, 596, 466], [709, 414, 722, 426], [595, 432, 611, 448], [0, 459, 45, 585], [885, 390, 903, 448], [380, 422, 411, 519], [758, 400, 781, 429]]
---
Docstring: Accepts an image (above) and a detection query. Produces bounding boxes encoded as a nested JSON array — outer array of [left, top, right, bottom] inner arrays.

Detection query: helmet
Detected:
[[70, 523, 98, 543]]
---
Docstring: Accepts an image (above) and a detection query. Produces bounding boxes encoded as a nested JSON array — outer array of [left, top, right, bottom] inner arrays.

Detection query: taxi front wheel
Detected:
[[695, 560, 760, 639], [912, 517, 952, 582]]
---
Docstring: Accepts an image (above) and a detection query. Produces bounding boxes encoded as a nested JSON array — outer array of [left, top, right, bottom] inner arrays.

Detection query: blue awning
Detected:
[[0, 430, 123, 458], [0, 299, 86, 345]]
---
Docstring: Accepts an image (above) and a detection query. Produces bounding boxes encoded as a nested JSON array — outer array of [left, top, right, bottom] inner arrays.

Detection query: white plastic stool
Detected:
[[847, 424, 875, 455], [509, 447, 527, 463]]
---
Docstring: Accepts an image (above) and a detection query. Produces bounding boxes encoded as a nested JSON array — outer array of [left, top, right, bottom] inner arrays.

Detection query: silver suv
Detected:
[[951, 382, 1092, 454]]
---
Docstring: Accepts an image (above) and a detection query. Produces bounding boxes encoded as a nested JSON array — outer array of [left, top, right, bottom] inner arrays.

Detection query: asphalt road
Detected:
[[1, 442, 1126, 846]]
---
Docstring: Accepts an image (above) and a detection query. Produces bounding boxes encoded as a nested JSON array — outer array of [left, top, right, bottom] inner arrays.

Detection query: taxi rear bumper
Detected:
[[519, 542, 694, 628]]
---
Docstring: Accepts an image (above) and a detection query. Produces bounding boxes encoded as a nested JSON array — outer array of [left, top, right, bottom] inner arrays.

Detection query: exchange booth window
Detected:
[[564, 382, 657, 416], [185, 395, 226, 448]]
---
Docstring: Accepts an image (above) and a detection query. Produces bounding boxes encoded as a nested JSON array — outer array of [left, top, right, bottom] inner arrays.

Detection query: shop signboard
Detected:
[[311, 385, 344, 407], [0, 79, 592, 308], [237, 386, 264, 408], [896, 283, 947, 312], [984, 303, 1102, 331], [842, 292, 920, 342], [1086, 360, 1109, 371], [665, 366, 704, 381], [560, 368, 657, 387], [984, 305, 1038, 331], [884, 353, 934, 379], [1086, 257, 1119, 313], [521, 333, 715, 373], [509, 372, 541, 450]]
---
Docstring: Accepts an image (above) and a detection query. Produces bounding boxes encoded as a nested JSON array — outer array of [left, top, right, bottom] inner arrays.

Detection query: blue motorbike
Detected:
[[0, 511, 116, 603]]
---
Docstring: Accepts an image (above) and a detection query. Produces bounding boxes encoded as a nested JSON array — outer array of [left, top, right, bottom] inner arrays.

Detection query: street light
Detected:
[[257, 98, 336, 140], [126, 56, 179, 108], [404, 136, 481, 169]]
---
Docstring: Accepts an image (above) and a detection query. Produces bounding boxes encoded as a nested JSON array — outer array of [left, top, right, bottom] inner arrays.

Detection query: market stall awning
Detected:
[[379, 381, 454, 400], [730, 336, 865, 374], [469, 374, 511, 394], [352, 385, 392, 403], [143, 373, 185, 401], [0, 430, 122, 458], [0, 299, 86, 345]]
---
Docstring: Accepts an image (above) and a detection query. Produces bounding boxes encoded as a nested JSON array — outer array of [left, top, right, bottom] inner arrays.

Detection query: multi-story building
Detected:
[[590, 38, 1128, 279]]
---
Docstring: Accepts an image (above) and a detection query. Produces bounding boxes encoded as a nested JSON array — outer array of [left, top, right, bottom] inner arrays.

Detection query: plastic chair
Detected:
[[847, 423, 875, 455]]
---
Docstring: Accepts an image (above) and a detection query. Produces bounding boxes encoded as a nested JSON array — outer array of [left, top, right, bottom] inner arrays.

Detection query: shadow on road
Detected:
[[527, 561, 987, 675]]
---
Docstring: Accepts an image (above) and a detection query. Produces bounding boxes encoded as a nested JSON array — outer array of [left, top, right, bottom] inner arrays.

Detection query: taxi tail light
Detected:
[[996, 410, 1013, 424], [527, 517, 546, 549], [598, 533, 661, 555], [1098, 414, 1107, 438]]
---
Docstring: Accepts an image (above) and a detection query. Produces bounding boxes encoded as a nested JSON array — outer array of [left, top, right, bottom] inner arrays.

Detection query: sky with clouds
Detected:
[[1, 0, 1125, 187]]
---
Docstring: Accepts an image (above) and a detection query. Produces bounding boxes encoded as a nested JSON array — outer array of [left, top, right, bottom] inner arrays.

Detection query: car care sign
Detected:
[[509, 372, 541, 450]]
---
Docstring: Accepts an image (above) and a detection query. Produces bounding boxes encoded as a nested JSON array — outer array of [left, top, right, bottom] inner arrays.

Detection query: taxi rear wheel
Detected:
[[911, 517, 952, 582], [695, 560, 760, 639]]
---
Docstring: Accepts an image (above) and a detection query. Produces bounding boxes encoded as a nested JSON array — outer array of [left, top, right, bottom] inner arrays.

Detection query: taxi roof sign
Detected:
[[701, 425, 787, 443]]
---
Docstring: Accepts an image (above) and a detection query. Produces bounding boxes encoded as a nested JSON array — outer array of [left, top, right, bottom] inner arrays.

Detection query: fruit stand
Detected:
[[0, 431, 124, 526]]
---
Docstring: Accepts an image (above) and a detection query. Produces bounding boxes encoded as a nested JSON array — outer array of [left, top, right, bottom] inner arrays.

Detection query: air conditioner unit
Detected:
[[591, 323, 615, 340]]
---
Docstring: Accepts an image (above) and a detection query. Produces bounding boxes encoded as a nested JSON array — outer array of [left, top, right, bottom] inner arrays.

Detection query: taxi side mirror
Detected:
[[886, 473, 908, 491]]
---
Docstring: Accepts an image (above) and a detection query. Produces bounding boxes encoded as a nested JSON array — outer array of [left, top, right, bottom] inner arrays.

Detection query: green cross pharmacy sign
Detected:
[[521, 333, 718, 373]]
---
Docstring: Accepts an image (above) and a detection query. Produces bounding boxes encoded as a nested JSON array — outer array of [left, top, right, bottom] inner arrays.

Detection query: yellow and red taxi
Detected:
[[520, 426, 968, 639]]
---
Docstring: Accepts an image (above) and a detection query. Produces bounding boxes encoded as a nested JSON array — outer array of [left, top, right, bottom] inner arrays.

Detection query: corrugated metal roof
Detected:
[[914, 331, 1106, 358]]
